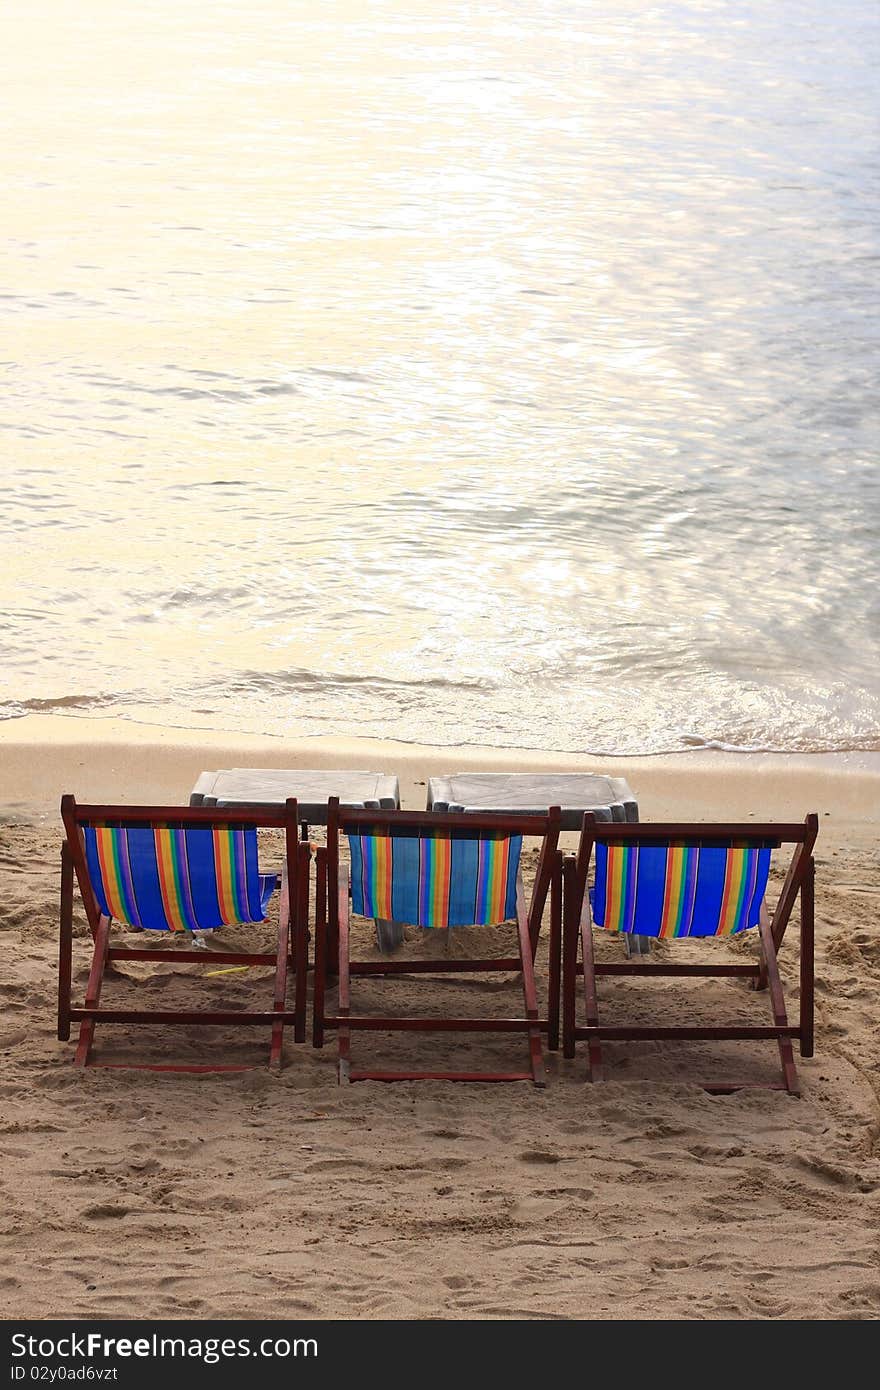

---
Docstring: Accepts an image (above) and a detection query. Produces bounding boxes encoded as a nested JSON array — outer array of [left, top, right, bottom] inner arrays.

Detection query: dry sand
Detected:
[[1, 716, 879, 1320]]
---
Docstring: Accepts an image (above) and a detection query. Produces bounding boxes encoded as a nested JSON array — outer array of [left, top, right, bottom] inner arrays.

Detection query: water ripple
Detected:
[[1, 0, 878, 754]]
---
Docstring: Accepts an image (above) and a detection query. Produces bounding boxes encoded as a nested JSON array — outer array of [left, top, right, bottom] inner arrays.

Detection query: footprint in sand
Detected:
[[305, 1157, 372, 1174], [543, 1186, 595, 1200], [797, 1155, 876, 1192], [80, 1203, 131, 1220], [127, 1158, 160, 1174]]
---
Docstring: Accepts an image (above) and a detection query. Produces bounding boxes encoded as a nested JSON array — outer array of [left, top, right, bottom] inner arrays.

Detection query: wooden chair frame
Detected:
[[313, 800, 561, 1085], [554, 814, 818, 1095], [58, 795, 310, 1071]]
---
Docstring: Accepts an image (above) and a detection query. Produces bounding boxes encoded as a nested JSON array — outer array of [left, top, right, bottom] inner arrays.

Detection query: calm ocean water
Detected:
[[2, 1, 878, 754]]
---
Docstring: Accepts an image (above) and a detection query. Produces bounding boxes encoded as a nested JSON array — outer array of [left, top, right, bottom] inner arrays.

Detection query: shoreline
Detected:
[[5, 707, 880, 765], [2, 713, 878, 824]]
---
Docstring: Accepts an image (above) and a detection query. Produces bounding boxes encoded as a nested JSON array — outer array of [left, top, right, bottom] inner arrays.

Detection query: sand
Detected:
[[1, 716, 879, 1320]]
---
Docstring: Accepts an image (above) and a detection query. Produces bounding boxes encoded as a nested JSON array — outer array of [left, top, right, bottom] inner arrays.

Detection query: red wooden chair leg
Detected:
[[312, 848, 327, 1049], [759, 914, 799, 1095], [580, 906, 604, 1083], [293, 842, 310, 1044], [515, 875, 545, 1087], [269, 896, 290, 1070], [74, 915, 111, 1067], [58, 845, 74, 1042], [337, 872, 352, 1084], [546, 852, 562, 1051], [800, 857, 815, 1058], [562, 857, 579, 1059]]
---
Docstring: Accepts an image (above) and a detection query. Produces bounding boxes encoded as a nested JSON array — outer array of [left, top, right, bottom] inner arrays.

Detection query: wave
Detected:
[[222, 667, 498, 694], [3, 696, 879, 759], [2, 694, 119, 715]]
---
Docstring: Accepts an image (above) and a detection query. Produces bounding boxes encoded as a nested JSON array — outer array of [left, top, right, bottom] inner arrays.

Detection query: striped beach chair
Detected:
[[58, 796, 309, 1070], [313, 800, 561, 1084], [557, 815, 818, 1093]]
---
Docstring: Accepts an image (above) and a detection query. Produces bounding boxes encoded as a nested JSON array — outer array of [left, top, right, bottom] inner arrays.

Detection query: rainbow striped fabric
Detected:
[[82, 824, 275, 932], [592, 843, 771, 938], [348, 830, 522, 928]]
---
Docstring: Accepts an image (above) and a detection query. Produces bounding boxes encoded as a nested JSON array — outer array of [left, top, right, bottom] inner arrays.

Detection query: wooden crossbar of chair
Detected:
[[313, 801, 561, 1085], [58, 795, 310, 1071], [553, 814, 817, 1094]]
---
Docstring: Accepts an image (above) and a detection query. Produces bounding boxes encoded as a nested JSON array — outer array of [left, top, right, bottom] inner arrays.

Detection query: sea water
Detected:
[[2, 0, 878, 754]]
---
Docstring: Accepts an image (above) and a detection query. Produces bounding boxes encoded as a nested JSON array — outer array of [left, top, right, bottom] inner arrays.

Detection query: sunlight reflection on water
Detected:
[[1, 0, 878, 752]]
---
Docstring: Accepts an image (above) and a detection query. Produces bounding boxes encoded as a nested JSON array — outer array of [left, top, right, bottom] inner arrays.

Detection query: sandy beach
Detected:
[[0, 716, 878, 1320]]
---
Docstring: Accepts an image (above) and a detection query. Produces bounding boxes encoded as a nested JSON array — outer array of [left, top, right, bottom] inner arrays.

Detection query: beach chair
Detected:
[[58, 795, 309, 1070], [312, 799, 561, 1084], [558, 814, 818, 1093]]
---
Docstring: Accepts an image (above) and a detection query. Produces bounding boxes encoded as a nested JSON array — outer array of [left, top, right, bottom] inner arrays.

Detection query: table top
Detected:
[[189, 768, 401, 820], [427, 772, 638, 828]]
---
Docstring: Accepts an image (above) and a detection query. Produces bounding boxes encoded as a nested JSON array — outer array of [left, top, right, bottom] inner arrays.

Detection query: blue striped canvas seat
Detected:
[[592, 842, 771, 939], [348, 828, 522, 928], [82, 823, 276, 932]]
